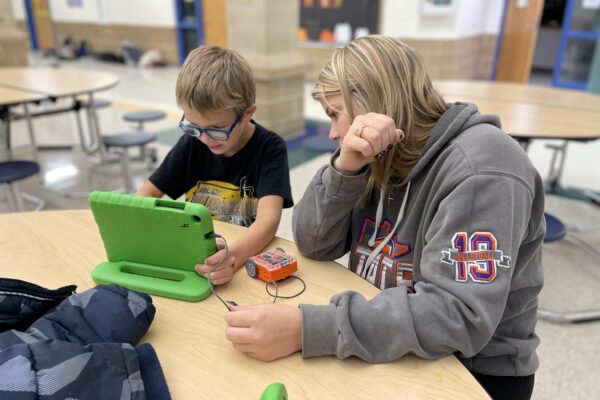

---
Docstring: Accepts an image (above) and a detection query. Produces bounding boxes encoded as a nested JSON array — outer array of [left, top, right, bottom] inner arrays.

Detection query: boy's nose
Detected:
[[198, 134, 213, 145]]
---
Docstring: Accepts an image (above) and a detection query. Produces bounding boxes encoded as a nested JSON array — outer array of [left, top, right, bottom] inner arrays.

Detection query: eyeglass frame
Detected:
[[178, 109, 245, 141]]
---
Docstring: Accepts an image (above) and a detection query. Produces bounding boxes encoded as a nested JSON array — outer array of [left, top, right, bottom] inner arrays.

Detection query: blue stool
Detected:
[[543, 213, 566, 243], [538, 212, 600, 323], [103, 132, 157, 193], [79, 99, 112, 109], [302, 135, 338, 153], [0, 161, 44, 212], [123, 110, 166, 131]]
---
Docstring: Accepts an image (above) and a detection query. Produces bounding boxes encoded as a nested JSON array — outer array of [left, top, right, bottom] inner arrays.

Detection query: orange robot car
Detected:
[[245, 247, 298, 282]]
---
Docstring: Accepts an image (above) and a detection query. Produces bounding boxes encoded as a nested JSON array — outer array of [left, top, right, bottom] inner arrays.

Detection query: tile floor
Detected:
[[2, 57, 600, 400]]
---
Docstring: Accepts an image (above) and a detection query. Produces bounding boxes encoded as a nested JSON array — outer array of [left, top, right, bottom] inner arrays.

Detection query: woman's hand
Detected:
[[195, 238, 236, 285], [335, 113, 404, 174], [224, 303, 302, 361]]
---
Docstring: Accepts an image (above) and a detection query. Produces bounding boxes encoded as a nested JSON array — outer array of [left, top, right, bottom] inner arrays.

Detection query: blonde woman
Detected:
[[225, 36, 544, 400]]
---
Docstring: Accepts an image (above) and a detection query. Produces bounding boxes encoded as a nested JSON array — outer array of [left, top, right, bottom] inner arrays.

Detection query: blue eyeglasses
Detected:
[[179, 110, 244, 141]]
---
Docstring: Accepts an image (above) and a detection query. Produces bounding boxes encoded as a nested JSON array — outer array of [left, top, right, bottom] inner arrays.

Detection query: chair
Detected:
[[302, 135, 337, 153], [537, 212, 600, 323], [103, 132, 156, 193], [123, 110, 166, 132], [0, 161, 45, 212], [91, 109, 162, 193]]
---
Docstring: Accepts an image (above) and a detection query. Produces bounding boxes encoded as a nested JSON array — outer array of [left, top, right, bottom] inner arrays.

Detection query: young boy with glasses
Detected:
[[136, 46, 293, 285]]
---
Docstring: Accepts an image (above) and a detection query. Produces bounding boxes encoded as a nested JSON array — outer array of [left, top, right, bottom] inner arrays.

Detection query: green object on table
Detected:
[[89, 191, 217, 301], [260, 383, 288, 400]]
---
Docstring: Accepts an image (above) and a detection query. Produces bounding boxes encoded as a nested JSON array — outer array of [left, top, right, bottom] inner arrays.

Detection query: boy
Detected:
[[136, 46, 293, 285]]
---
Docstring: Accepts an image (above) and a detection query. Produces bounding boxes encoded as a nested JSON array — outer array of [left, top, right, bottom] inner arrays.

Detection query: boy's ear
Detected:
[[245, 104, 257, 120]]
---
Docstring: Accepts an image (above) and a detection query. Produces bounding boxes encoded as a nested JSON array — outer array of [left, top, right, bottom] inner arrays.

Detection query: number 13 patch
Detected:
[[440, 232, 511, 283]]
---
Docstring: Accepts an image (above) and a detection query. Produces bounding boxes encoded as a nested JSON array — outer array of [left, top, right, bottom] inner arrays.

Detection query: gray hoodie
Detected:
[[292, 103, 545, 376]]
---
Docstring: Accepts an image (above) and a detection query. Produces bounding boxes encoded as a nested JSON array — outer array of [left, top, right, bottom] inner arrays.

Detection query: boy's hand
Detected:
[[195, 238, 237, 285], [224, 303, 302, 361], [335, 112, 403, 174]]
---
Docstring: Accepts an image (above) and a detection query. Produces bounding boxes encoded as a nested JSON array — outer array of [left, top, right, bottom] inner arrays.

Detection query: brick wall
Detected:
[[0, 2, 29, 66], [299, 34, 498, 81]]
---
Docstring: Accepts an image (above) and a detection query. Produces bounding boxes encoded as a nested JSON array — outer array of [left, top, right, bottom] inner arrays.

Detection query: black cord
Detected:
[[206, 234, 307, 309], [265, 275, 306, 302], [205, 233, 234, 311]]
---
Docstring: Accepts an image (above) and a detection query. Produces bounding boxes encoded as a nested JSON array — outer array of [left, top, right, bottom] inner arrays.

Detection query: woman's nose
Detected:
[[328, 128, 338, 141]]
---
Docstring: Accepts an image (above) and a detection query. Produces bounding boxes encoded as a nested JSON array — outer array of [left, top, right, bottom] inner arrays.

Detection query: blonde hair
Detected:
[[176, 46, 255, 113], [312, 35, 446, 198]]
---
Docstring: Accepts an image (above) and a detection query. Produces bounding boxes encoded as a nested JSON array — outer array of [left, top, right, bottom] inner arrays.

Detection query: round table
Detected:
[[0, 210, 489, 400]]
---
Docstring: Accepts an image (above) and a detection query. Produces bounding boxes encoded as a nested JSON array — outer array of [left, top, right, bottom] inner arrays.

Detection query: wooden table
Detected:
[[434, 79, 600, 112], [0, 86, 45, 160], [435, 80, 600, 199], [0, 67, 119, 195], [441, 94, 600, 141], [0, 67, 119, 99], [434, 79, 600, 141], [0, 210, 489, 400], [0, 67, 119, 158]]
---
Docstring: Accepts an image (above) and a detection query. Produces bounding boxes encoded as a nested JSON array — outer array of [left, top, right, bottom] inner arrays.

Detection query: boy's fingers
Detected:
[[205, 249, 226, 264], [195, 263, 229, 278]]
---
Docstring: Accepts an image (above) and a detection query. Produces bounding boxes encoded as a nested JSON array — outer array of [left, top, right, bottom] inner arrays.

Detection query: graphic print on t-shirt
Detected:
[[351, 216, 413, 290], [186, 177, 257, 227]]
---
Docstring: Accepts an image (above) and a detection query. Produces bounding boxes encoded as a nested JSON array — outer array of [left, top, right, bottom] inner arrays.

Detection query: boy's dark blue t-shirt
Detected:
[[149, 121, 293, 227]]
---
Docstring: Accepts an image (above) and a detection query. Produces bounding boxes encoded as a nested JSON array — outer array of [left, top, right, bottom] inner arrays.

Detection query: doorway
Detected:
[[494, 0, 545, 83], [25, 0, 57, 52], [531, 1, 567, 85]]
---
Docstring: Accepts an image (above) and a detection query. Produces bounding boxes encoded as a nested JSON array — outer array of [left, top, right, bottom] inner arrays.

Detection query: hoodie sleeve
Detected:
[[301, 172, 543, 362], [292, 153, 367, 261]]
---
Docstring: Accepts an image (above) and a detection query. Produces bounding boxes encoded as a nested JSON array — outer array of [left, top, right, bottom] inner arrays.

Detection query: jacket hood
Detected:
[[400, 102, 501, 186], [364, 103, 500, 269]]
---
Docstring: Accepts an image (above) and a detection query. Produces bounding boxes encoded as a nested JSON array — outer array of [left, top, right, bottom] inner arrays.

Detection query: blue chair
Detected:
[[96, 110, 163, 193], [0, 161, 45, 212], [103, 132, 157, 193], [302, 135, 338, 153], [538, 212, 600, 323], [123, 110, 166, 132]]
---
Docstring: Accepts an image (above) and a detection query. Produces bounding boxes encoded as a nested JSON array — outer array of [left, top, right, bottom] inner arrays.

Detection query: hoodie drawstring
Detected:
[[364, 181, 411, 269], [367, 189, 385, 248]]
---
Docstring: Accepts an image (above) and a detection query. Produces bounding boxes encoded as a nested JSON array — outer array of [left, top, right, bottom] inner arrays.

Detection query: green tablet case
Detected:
[[89, 191, 217, 301]]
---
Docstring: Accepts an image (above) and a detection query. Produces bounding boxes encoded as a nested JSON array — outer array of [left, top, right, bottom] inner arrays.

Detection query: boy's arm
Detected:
[[136, 180, 165, 198], [195, 195, 283, 285]]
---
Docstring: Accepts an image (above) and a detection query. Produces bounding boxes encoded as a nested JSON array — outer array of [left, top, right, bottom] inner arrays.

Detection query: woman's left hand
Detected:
[[224, 303, 302, 361]]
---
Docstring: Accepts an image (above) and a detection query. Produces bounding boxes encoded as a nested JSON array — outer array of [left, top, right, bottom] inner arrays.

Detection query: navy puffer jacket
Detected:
[[0, 282, 170, 399]]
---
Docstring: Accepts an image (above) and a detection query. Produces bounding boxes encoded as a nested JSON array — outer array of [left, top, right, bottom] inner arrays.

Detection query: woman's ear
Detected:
[[245, 104, 257, 120]]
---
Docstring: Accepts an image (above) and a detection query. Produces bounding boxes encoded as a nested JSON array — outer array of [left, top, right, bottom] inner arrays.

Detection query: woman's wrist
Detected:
[[333, 153, 362, 175]]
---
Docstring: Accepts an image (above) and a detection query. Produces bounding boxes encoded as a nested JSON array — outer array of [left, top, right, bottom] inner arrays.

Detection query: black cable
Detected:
[[205, 233, 234, 311], [265, 275, 306, 302], [206, 234, 307, 309]]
